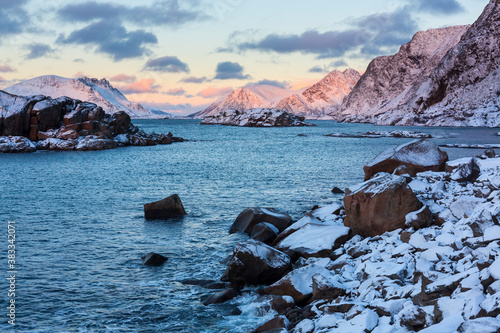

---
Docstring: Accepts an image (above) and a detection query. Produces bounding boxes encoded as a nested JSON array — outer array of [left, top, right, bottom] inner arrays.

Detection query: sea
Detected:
[[0, 119, 498, 332]]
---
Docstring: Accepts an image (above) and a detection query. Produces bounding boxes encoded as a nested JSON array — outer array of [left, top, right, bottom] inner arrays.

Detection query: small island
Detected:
[[200, 108, 315, 127]]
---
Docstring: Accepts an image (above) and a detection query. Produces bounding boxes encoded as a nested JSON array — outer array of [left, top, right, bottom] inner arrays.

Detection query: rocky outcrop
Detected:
[[276, 69, 361, 119], [343, 173, 424, 237], [144, 194, 187, 220], [200, 108, 314, 127], [0, 136, 36, 153], [229, 207, 293, 235], [363, 139, 448, 180], [325, 130, 432, 139], [221, 239, 291, 286], [0, 90, 183, 153], [141, 252, 168, 266]]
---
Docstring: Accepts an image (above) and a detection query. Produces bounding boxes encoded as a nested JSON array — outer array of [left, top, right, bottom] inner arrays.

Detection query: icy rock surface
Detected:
[[200, 108, 314, 127]]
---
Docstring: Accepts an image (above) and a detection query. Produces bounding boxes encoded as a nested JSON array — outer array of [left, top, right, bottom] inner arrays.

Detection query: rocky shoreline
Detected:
[[0, 90, 184, 153], [196, 140, 500, 332], [201, 108, 315, 127]]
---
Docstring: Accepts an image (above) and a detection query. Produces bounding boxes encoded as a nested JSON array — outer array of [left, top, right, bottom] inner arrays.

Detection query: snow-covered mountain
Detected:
[[335, 25, 469, 122], [336, 0, 500, 127], [4, 75, 172, 119], [276, 69, 361, 119], [190, 85, 294, 119]]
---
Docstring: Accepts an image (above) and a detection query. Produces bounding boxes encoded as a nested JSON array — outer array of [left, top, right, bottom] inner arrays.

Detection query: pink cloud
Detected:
[[74, 71, 86, 78], [197, 86, 233, 98], [120, 78, 160, 94], [164, 87, 186, 96], [109, 74, 137, 83], [0, 65, 15, 73]]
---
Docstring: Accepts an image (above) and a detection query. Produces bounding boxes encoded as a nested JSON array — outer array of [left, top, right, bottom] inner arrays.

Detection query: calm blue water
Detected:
[[0, 120, 498, 332]]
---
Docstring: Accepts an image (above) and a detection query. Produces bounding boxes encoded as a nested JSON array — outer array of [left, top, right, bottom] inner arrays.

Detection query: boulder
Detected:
[[276, 222, 350, 259], [57, 128, 79, 140], [202, 288, 239, 305], [405, 205, 433, 230], [141, 252, 168, 266], [144, 194, 187, 220], [331, 187, 344, 194], [201, 108, 314, 127], [254, 315, 291, 333], [74, 137, 119, 151], [63, 110, 83, 126], [0, 92, 41, 136], [36, 138, 77, 151], [343, 173, 423, 237], [33, 98, 65, 131], [484, 149, 496, 158], [262, 264, 334, 304], [110, 111, 131, 135], [229, 208, 292, 235], [364, 140, 448, 180], [0, 136, 36, 153], [311, 273, 347, 301], [251, 222, 279, 244], [221, 239, 291, 286]]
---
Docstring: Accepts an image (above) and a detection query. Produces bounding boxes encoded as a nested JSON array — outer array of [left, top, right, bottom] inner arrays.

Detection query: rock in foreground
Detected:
[[230, 207, 292, 235], [141, 252, 168, 266], [201, 108, 315, 127], [364, 139, 448, 180], [144, 194, 187, 220]]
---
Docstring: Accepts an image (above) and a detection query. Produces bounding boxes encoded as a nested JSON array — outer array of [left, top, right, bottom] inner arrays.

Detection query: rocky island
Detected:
[[196, 140, 500, 332], [0, 90, 183, 153], [200, 108, 315, 127]]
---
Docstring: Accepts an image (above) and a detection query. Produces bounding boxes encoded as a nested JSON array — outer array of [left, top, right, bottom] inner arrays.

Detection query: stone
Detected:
[[254, 315, 291, 333], [33, 99, 65, 131], [141, 252, 168, 266], [63, 110, 83, 126], [0, 136, 36, 153], [221, 239, 291, 286], [201, 108, 314, 127], [344, 173, 423, 237], [405, 205, 433, 230], [229, 207, 292, 235], [56, 128, 79, 140], [130, 135, 148, 146], [331, 187, 344, 194], [110, 111, 131, 135], [363, 140, 448, 180], [484, 149, 496, 158], [144, 194, 187, 220], [202, 288, 239, 306], [269, 296, 295, 314], [251, 222, 279, 244], [311, 273, 347, 301], [75, 137, 119, 151]]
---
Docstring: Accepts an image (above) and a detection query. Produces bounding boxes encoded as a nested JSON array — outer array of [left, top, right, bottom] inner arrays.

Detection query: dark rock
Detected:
[[405, 205, 433, 230], [269, 295, 295, 314], [455, 158, 481, 183], [141, 252, 168, 266], [229, 207, 292, 235], [251, 222, 279, 244], [331, 187, 344, 194], [221, 239, 291, 286], [399, 306, 427, 331], [144, 194, 187, 220], [57, 128, 79, 140], [63, 110, 83, 126], [0, 136, 36, 153], [344, 173, 423, 237], [202, 288, 239, 306], [74, 138, 119, 151], [363, 140, 448, 180], [231, 308, 242, 316], [254, 315, 291, 333], [110, 111, 131, 135], [484, 149, 496, 158], [311, 273, 347, 301]]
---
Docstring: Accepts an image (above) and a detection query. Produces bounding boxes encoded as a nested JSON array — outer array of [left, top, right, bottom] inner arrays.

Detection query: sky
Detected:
[[0, 0, 490, 115]]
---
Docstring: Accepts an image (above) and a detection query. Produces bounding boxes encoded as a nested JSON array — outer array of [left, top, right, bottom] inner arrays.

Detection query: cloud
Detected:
[[179, 76, 208, 84], [143, 56, 190, 73], [309, 59, 348, 73], [247, 79, 289, 89], [57, 0, 205, 27], [412, 0, 465, 15], [73, 58, 85, 63], [214, 61, 250, 80], [164, 87, 186, 96], [25, 43, 56, 60], [139, 101, 203, 114], [221, 7, 419, 59], [74, 71, 86, 77], [109, 74, 137, 83], [120, 78, 160, 94], [0, 0, 28, 40], [197, 86, 233, 98], [0, 64, 15, 73], [58, 20, 157, 61]]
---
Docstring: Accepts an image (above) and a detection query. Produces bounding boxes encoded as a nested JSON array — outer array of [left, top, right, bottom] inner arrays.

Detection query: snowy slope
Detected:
[[5, 75, 172, 119], [335, 25, 469, 121], [190, 85, 294, 119], [277, 69, 361, 119]]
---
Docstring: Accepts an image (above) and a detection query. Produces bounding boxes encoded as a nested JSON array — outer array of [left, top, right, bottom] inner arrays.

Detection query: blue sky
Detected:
[[0, 0, 489, 114]]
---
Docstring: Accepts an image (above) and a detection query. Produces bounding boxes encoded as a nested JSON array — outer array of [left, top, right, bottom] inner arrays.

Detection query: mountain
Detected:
[[5, 75, 172, 119], [335, 25, 469, 122], [276, 69, 361, 118], [190, 85, 294, 119]]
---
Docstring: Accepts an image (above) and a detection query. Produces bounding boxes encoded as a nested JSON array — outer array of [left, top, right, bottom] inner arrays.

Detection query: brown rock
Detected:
[[82, 121, 100, 134], [144, 194, 187, 220], [221, 239, 291, 286], [269, 295, 295, 314], [344, 173, 423, 237], [202, 288, 239, 306], [110, 111, 131, 135], [311, 273, 346, 301], [57, 128, 79, 140], [254, 315, 291, 333], [364, 140, 448, 180], [229, 207, 292, 235], [251, 222, 279, 244], [63, 110, 83, 126]]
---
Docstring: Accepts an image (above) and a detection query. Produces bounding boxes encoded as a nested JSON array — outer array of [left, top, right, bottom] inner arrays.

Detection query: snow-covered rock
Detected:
[[229, 207, 292, 235], [0, 136, 36, 153], [201, 108, 314, 127], [363, 140, 448, 180], [276, 69, 361, 119], [221, 239, 291, 286], [325, 130, 433, 139], [5, 75, 172, 119]]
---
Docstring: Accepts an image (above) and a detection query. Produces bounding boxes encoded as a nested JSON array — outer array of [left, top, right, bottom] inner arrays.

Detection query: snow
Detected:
[[366, 140, 446, 168], [200, 108, 313, 127]]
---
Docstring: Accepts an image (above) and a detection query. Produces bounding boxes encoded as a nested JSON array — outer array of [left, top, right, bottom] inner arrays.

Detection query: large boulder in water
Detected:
[[144, 194, 187, 220], [364, 139, 448, 180], [221, 239, 291, 286], [229, 207, 292, 235], [343, 173, 424, 237]]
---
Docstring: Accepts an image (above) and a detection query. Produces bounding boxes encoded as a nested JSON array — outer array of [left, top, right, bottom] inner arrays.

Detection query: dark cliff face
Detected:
[[418, 0, 500, 111]]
